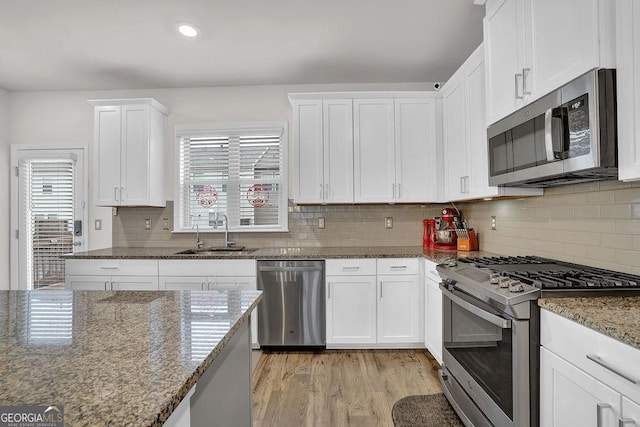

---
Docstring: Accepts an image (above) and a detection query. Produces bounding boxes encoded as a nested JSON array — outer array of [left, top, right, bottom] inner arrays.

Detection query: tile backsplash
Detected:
[[113, 202, 442, 249], [463, 180, 640, 275], [113, 180, 640, 275]]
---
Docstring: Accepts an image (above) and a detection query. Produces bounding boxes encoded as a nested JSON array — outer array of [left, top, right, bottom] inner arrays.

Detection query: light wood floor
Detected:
[[252, 350, 442, 427]]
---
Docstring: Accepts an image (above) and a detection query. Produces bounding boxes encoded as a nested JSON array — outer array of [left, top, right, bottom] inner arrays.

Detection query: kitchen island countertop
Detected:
[[0, 289, 262, 426], [61, 245, 485, 264], [538, 296, 640, 351]]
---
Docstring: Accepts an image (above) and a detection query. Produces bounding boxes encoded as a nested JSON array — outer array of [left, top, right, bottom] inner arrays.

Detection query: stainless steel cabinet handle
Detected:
[[110, 281, 115, 290], [114, 187, 119, 202], [342, 266, 360, 271], [380, 281, 383, 299], [597, 403, 611, 427], [327, 282, 331, 299], [441, 285, 511, 329], [390, 265, 407, 270], [319, 184, 323, 199], [104, 281, 109, 290], [397, 183, 401, 198], [522, 68, 531, 95], [325, 184, 329, 200], [515, 73, 523, 99], [120, 187, 124, 202], [460, 176, 464, 194], [100, 266, 119, 270], [201, 282, 206, 290], [392, 183, 395, 198], [586, 354, 639, 384], [619, 419, 636, 426]]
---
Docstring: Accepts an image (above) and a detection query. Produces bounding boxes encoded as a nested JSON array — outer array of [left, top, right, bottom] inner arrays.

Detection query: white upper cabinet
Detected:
[[89, 98, 168, 207], [394, 99, 438, 202], [617, 0, 640, 181], [484, 0, 615, 125], [290, 92, 439, 204], [291, 98, 354, 203], [442, 44, 542, 201], [353, 98, 396, 203]]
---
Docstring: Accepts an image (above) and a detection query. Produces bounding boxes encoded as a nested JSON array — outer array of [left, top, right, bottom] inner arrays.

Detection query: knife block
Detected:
[[457, 229, 479, 251]]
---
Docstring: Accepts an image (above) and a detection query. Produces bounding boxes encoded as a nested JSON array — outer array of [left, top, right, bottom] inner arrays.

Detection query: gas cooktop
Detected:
[[457, 256, 640, 291], [437, 255, 640, 310]]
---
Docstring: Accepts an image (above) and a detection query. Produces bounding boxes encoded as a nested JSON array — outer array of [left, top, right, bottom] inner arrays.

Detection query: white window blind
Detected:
[[176, 123, 288, 232], [21, 160, 75, 290]]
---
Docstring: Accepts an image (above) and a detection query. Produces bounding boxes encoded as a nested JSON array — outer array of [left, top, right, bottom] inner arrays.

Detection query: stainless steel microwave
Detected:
[[487, 69, 617, 187]]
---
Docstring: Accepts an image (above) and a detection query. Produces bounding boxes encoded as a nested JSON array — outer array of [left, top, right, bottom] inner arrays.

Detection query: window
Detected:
[[175, 122, 288, 232]]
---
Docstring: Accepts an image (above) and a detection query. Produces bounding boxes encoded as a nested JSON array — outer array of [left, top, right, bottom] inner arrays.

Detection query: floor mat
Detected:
[[392, 393, 464, 427]]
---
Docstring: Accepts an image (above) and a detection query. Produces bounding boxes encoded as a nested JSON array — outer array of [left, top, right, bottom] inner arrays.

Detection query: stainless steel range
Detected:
[[436, 256, 640, 427]]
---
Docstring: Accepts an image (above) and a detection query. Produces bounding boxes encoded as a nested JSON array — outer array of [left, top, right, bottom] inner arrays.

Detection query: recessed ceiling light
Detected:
[[177, 22, 199, 38]]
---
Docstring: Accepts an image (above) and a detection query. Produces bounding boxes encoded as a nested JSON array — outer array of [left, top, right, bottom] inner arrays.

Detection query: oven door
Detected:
[[440, 284, 530, 427]]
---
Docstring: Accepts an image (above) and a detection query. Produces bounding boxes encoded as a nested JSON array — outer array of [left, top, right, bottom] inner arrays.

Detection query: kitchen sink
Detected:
[[174, 246, 251, 255]]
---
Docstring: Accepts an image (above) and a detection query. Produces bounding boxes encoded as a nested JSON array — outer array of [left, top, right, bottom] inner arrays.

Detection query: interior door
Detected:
[[11, 146, 87, 290]]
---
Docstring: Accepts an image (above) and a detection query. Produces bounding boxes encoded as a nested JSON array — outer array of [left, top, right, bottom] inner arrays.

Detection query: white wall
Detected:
[[0, 88, 9, 289], [8, 82, 433, 252]]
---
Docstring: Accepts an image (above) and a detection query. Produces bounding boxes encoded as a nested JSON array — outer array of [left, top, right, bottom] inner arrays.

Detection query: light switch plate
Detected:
[[163, 218, 170, 230], [318, 217, 325, 229], [491, 216, 497, 230], [94, 219, 102, 231], [144, 219, 151, 230]]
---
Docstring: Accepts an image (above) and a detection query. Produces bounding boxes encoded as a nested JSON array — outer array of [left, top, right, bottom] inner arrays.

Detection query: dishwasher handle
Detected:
[[258, 266, 324, 273]]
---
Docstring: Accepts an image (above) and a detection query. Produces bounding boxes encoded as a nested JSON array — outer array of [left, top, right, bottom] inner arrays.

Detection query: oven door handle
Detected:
[[441, 286, 512, 329]]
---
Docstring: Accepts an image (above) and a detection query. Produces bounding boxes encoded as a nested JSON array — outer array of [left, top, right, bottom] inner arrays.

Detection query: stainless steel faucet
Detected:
[[194, 224, 204, 250], [215, 212, 235, 248]]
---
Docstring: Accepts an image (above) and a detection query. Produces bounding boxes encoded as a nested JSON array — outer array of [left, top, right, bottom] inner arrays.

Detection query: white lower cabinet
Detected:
[[325, 258, 422, 348], [326, 275, 377, 345], [540, 309, 640, 427], [424, 263, 443, 365], [65, 259, 159, 290], [540, 347, 620, 427]]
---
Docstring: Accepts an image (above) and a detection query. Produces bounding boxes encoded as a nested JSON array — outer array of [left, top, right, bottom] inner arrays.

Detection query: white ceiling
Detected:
[[0, 0, 484, 92]]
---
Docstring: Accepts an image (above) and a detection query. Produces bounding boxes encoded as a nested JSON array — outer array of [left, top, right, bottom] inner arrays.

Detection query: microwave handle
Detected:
[[440, 285, 512, 329], [544, 107, 569, 162]]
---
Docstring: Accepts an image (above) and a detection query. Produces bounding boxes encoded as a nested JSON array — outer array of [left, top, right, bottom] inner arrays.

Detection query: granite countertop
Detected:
[[62, 246, 484, 264], [539, 296, 640, 351], [0, 289, 262, 426]]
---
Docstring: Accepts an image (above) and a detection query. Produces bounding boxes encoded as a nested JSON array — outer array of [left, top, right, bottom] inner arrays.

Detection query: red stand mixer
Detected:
[[423, 208, 460, 248]]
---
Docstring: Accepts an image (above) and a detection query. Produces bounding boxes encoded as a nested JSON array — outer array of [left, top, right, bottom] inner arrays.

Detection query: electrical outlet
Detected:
[[491, 216, 497, 230], [94, 219, 102, 231], [318, 217, 325, 229], [385, 217, 393, 229], [163, 218, 170, 230], [144, 219, 151, 230]]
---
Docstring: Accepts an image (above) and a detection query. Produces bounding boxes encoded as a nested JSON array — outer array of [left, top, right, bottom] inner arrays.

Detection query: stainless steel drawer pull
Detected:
[[390, 265, 407, 269], [100, 266, 119, 270], [441, 286, 511, 329], [342, 266, 360, 271], [597, 403, 611, 427], [586, 354, 639, 384]]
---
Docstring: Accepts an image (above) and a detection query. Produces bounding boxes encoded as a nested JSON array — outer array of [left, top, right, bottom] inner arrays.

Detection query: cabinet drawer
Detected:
[[377, 258, 419, 275], [326, 259, 377, 276], [65, 259, 158, 276], [159, 259, 256, 277], [541, 309, 640, 404]]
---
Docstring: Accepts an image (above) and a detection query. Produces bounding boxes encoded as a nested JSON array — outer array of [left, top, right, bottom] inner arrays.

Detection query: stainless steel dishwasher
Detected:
[[256, 260, 325, 348]]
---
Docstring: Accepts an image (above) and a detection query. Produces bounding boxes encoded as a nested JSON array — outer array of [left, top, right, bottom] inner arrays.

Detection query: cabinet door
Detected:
[[94, 105, 122, 206], [540, 347, 621, 427], [377, 275, 421, 344], [353, 99, 395, 202], [112, 276, 159, 290], [326, 275, 377, 345], [394, 99, 437, 202], [484, 0, 526, 125], [121, 104, 150, 205], [526, 0, 601, 101], [323, 99, 354, 203], [617, 0, 640, 181], [293, 100, 324, 203], [622, 397, 640, 426], [159, 276, 206, 290], [66, 275, 109, 290], [466, 54, 494, 199], [425, 271, 443, 365], [442, 78, 469, 201]]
